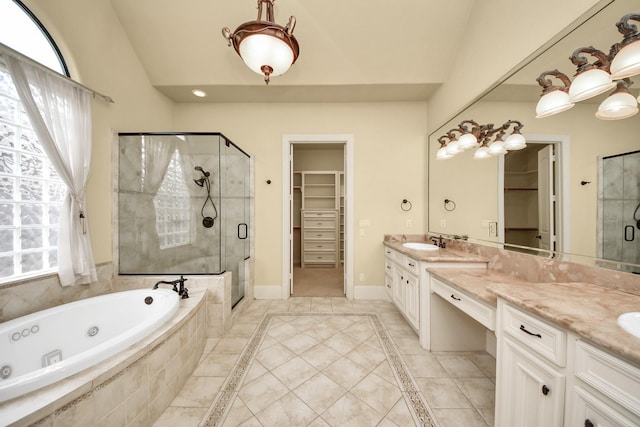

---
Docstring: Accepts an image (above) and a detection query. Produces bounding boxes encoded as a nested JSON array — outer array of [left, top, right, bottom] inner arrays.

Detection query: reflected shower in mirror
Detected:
[[428, 0, 640, 273]]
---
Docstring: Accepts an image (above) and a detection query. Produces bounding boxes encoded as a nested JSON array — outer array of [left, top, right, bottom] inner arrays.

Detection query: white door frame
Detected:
[[498, 134, 570, 254], [281, 134, 354, 299]]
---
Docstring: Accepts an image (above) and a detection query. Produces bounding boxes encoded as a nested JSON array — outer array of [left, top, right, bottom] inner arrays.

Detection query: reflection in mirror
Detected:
[[428, 0, 640, 273]]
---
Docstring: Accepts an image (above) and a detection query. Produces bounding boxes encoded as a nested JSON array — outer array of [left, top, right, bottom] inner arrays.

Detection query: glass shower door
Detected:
[[221, 137, 251, 307]]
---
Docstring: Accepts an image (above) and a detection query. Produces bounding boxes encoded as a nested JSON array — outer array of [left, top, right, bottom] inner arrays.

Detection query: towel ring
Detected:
[[401, 199, 412, 211]]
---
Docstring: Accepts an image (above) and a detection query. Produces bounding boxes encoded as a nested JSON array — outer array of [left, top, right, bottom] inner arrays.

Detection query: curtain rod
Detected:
[[0, 42, 114, 104]]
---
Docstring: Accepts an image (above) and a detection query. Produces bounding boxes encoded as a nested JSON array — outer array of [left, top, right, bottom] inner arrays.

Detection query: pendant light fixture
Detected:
[[610, 13, 640, 80], [222, 0, 300, 84], [596, 78, 639, 120], [568, 47, 616, 102]]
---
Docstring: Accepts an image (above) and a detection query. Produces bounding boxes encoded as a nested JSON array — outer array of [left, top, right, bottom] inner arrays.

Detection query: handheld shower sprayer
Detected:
[[193, 166, 218, 228]]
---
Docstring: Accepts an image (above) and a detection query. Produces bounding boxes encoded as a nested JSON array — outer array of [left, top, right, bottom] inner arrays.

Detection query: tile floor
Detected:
[[154, 297, 495, 427]]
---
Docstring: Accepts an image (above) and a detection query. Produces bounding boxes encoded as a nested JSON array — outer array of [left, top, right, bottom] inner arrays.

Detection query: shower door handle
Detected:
[[238, 223, 248, 240], [625, 225, 635, 242]]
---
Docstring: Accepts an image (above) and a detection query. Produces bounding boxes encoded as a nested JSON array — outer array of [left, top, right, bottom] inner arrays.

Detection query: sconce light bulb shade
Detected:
[[504, 133, 527, 150], [445, 140, 462, 155], [239, 33, 295, 77], [536, 90, 575, 118], [457, 133, 478, 150], [568, 69, 616, 102], [437, 147, 453, 160], [595, 91, 639, 120], [488, 141, 507, 156], [473, 146, 491, 160], [610, 40, 640, 80]]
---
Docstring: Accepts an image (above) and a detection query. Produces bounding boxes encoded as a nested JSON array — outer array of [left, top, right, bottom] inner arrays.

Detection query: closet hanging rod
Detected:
[[0, 42, 114, 104]]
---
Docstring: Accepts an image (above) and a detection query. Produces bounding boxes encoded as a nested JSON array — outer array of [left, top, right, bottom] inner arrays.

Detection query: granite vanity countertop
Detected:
[[428, 267, 640, 367], [427, 268, 531, 306], [383, 240, 489, 263], [489, 281, 640, 367]]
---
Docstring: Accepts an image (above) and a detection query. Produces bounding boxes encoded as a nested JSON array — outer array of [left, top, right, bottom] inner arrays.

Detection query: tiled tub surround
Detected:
[[0, 289, 206, 427]]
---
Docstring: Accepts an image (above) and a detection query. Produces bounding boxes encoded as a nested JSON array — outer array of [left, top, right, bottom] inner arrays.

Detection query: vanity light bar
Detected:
[[435, 120, 526, 160]]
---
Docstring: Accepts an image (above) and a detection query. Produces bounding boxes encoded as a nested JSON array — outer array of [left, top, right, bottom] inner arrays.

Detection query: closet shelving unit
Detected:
[[301, 171, 340, 267], [504, 168, 539, 249]]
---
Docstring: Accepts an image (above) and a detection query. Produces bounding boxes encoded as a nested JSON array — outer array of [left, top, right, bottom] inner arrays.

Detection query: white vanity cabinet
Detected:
[[569, 340, 640, 427], [496, 300, 640, 427], [385, 247, 419, 330], [496, 300, 567, 427]]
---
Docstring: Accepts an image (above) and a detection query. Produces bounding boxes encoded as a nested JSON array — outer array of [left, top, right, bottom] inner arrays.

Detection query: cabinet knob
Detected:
[[584, 420, 594, 427], [541, 385, 550, 396]]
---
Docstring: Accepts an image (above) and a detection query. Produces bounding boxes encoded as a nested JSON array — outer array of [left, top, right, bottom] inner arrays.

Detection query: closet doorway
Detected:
[[282, 135, 354, 299]]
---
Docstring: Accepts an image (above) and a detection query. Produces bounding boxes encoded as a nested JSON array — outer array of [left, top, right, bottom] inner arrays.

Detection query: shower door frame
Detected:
[[282, 134, 354, 300]]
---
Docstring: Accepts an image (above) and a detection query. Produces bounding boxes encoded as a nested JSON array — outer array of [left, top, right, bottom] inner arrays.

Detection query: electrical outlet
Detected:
[[406, 219, 412, 228], [440, 219, 447, 228], [489, 221, 498, 237]]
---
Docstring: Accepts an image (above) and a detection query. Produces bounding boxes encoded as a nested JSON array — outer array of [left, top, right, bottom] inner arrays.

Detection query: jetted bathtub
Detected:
[[0, 288, 179, 403]]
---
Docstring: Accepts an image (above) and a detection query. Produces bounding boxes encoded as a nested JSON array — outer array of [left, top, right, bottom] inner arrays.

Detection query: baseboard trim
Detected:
[[354, 285, 389, 300], [254, 285, 283, 300]]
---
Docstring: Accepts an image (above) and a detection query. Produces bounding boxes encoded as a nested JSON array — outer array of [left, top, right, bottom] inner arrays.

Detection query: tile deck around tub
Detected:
[[155, 298, 495, 427]]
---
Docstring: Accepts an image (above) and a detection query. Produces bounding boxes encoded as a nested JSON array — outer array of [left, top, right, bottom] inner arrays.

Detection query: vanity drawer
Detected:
[[303, 252, 336, 263], [575, 340, 640, 417], [303, 219, 336, 229], [303, 241, 336, 251], [384, 258, 394, 277], [501, 303, 566, 366], [303, 230, 336, 240], [403, 256, 420, 276], [431, 277, 496, 331], [303, 210, 337, 219]]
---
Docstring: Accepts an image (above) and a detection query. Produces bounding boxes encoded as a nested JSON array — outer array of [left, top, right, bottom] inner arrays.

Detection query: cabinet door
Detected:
[[404, 273, 419, 329], [570, 386, 640, 427], [497, 336, 565, 427], [393, 268, 406, 312]]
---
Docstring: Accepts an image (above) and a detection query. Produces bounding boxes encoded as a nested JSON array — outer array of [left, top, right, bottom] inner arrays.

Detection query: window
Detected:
[[0, 0, 68, 282], [152, 150, 192, 250]]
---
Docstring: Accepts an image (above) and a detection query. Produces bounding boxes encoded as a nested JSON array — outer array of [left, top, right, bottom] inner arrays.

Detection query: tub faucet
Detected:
[[153, 276, 189, 299], [431, 235, 446, 248]]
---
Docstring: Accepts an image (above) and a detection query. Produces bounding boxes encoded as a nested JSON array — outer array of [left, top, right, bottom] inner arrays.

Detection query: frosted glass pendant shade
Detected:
[[437, 147, 453, 159], [504, 133, 526, 150], [488, 141, 507, 156], [474, 146, 490, 159], [568, 69, 616, 102], [239, 34, 295, 76], [610, 40, 640, 80], [457, 133, 478, 150], [596, 91, 639, 120], [536, 90, 575, 118]]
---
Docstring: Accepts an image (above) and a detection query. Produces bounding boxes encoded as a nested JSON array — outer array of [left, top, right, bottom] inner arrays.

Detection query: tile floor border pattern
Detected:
[[200, 312, 440, 427]]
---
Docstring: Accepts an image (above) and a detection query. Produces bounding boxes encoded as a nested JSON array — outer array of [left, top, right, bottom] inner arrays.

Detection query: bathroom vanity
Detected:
[[383, 235, 640, 426]]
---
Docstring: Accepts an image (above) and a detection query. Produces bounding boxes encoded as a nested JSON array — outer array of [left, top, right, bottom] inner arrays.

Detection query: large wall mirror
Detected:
[[428, 0, 640, 274]]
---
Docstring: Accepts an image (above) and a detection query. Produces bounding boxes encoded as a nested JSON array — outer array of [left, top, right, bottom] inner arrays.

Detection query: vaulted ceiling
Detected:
[[107, 0, 476, 102]]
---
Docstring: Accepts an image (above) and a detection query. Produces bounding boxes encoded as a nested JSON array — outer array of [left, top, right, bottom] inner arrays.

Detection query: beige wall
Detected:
[[426, 0, 605, 132], [428, 100, 640, 260], [22, 0, 176, 264], [174, 102, 427, 288]]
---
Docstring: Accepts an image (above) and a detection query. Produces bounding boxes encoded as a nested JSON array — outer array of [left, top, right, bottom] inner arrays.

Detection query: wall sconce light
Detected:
[[435, 119, 526, 160], [536, 12, 640, 120], [596, 78, 639, 120], [222, 0, 300, 85], [610, 13, 640, 80]]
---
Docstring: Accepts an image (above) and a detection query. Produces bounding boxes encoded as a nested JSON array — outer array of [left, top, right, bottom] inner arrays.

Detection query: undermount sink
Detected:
[[402, 242, 439, 251], [617, 312, 640, 339]]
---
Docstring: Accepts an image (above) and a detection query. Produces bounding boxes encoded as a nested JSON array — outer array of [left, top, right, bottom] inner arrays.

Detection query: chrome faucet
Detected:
[[153, 275, 189, 299], [431, 235, 446, 248]]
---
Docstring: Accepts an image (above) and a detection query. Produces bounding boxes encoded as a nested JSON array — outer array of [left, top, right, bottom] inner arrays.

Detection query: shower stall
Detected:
[[599, 149, 640, 274], [117, 133, 251, 306]]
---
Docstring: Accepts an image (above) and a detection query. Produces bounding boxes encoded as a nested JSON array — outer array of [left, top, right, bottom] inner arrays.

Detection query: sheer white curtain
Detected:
[[5, 55, 97, 286]]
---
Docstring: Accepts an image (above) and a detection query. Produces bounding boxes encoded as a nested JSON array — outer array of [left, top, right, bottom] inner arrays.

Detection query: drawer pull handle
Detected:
[[584, 420, 594, 427], [450, 294, 461, 301], [386, 284, 391, 288], [541, 385, 550, 396], [386, 266, 391, 270], [520, 325, 542, 338], [408, 263, 415, 267], [317, 245, 322, 248]]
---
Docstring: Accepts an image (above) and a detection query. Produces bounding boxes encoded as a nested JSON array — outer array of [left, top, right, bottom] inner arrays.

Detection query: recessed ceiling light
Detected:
[[192, 89, 207, 98]]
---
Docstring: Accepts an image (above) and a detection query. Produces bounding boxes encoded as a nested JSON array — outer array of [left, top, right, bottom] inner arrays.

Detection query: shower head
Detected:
[[195, 166, 210, 177]]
